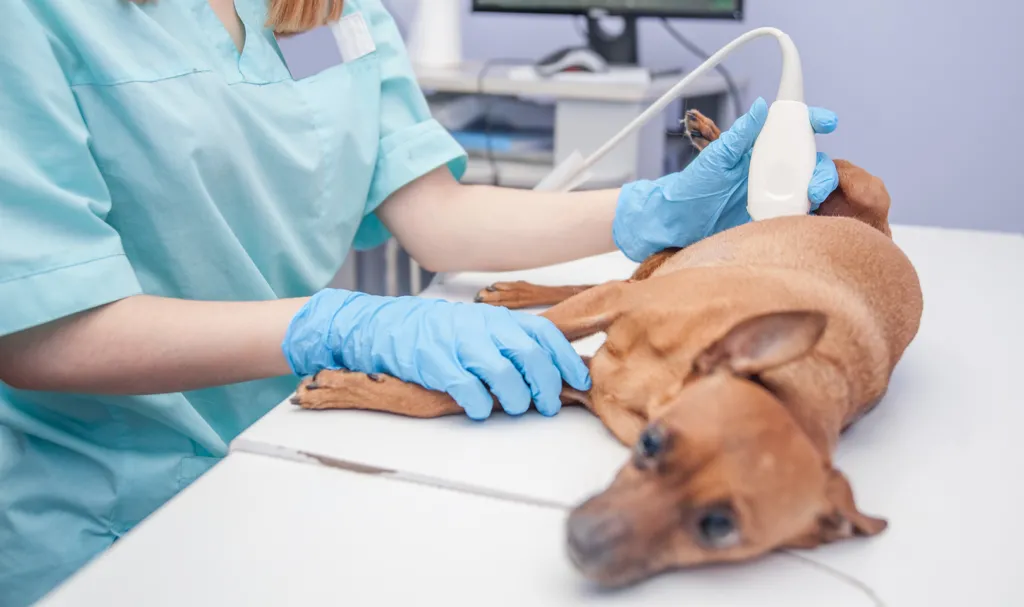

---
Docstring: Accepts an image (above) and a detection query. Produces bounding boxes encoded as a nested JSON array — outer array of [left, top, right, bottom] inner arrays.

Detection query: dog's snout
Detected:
[[566, 511, 629, 564]]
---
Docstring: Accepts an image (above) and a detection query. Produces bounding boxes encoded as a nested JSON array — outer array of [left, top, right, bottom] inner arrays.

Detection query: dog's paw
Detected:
[[683, 109, 721, 152], [291, 368, 465, 418], [475, 281, 594, 310], [474, 281, 531, 306], [290, 369, 383, 410]]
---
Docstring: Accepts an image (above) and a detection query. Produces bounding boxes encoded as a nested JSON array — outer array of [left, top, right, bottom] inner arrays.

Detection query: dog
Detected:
[[290, 109, 924, 587]]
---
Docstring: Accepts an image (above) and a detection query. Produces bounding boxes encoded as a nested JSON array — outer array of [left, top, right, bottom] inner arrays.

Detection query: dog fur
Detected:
[[290, 109, 923, 587]]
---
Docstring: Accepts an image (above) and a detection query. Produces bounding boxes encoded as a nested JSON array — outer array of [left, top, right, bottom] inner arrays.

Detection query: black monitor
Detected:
[[472, 1, 743, 64]]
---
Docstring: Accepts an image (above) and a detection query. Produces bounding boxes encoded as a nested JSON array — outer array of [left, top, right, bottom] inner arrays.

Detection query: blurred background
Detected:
[[390, 0, 1024, 232], [283, 0, 1024, 294]]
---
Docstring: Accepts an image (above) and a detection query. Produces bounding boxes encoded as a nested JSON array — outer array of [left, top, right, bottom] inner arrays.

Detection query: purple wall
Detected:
[[385, 0, 1024, 233]]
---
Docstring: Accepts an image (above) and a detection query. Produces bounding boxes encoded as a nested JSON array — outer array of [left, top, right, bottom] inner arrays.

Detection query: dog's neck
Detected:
[[759, 354, 852, 456]]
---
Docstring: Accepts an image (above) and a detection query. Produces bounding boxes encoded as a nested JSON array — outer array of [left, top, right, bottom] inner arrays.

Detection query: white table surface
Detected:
[[41, 226, 1023, 606], [40, 452, 879, 607], [232, 252, 639, 509], [228, 225, 1024, 605], [414, 61, 731, 103]]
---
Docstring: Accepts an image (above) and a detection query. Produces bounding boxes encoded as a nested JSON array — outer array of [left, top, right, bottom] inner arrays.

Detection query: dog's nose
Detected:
[[566, 512, 629, 564]]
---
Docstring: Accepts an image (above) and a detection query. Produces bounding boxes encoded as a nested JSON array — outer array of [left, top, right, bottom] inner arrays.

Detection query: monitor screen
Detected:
[[472, 0, 743, 19]]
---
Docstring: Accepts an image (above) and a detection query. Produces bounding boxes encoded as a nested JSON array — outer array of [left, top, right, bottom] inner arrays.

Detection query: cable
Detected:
[[781, 552, 888, 607], [544, 27, 805, 192], [567, 13, 743, 123], [659, 18, 744, 122]]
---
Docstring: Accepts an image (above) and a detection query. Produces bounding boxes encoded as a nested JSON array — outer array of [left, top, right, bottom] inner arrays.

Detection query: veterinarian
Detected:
[[0, 0, 841, 603]]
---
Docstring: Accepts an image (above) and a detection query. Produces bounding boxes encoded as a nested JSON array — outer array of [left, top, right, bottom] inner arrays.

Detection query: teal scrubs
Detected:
[[0, 1, 466, 604]]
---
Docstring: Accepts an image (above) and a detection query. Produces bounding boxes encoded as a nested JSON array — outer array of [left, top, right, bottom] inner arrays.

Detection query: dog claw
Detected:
[[485, 285, 498, 292], [306, 382, 320, 390], [473, 294, 484, 303], [367, 373, 384, 383], [690, 130, 704, 139], [290, 395, 301, 405]]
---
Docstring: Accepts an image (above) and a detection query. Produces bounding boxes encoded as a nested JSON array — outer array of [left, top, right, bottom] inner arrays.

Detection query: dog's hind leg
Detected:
[[629, 248, 679, 280], [683, 108, 721, 151], [474, 247, 679, 310], [474, 281, 596, 309]]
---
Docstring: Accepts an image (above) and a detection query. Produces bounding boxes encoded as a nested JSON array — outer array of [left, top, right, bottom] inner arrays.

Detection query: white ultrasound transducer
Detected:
[[537, 27, 819, 223]]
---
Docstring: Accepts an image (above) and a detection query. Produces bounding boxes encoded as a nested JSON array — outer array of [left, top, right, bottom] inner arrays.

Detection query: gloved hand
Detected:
[[612, 97, 840, 262], [282, 290, 591, 420]]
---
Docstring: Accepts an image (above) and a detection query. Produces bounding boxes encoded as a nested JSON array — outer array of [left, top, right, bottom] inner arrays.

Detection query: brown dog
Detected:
[[291, 110, 924, 587]]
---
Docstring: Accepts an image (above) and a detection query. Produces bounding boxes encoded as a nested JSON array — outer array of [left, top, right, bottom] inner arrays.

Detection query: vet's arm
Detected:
[[0, 295, 308, 394], [376, 167, 619, 273], [382, 101, 845, 272]]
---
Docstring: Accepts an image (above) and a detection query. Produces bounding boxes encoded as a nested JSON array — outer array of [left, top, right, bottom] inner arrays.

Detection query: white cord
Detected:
[[546, 27, 804, 192]]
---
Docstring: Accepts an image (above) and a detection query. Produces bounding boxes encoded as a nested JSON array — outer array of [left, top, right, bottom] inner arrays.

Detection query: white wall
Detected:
[[390, 0, 1024, 232]]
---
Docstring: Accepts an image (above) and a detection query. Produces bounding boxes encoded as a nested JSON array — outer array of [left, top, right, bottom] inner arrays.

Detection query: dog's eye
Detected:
[[749, 374, 769, 390], [696, 506, 741, 549], [636, 425, 667, 459]]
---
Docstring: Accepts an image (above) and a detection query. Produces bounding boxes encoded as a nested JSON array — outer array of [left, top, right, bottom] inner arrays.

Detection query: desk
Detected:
[[416, 62, 731, 102], [40, 452, 876, 606], [415, 62, 734, 189], [45, 226, 1024, 606]]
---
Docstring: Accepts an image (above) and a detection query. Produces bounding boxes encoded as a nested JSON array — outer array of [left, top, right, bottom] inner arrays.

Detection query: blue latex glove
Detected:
[[612, 97, 840, 262], [282, 290, 592, 420]]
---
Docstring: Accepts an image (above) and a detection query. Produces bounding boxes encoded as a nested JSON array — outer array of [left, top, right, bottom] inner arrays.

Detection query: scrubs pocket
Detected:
[[176, 454, 221, 491]]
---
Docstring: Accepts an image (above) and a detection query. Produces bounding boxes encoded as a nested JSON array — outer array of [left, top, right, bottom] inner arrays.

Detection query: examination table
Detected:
[[39, 225, 1023, 606]]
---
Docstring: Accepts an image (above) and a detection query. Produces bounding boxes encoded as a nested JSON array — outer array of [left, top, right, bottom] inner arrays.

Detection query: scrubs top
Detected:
[[0, 1, 466, 604]]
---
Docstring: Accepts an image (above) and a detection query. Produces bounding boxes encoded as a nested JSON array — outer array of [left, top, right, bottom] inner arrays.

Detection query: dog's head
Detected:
[[567, 310, 885, 587]]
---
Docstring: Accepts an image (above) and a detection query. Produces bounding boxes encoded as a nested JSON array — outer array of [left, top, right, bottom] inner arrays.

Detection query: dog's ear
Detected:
[[694, 311, 828, 376], [784, 468, 887, 549], [821, 468, 888, 539]]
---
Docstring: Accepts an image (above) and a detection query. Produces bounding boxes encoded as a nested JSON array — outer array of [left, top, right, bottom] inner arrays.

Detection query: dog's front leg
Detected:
[[540, 281, 627, 342], [291, 282, 629, 417], [292, 370, 463, 416], [291, 367, 595, 418], [475, 281, 597, 309]]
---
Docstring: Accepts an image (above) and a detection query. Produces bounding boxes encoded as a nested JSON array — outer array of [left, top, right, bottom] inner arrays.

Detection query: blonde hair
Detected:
[[131, 0, 343, 34], [267, 0, 343, 34]]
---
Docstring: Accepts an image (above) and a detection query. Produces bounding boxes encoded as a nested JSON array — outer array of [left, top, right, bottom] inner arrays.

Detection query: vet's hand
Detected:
[[612, 97, 840, 262], [282, 290, 591, 420]]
